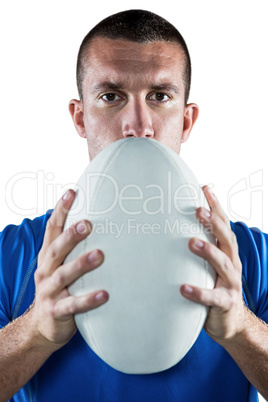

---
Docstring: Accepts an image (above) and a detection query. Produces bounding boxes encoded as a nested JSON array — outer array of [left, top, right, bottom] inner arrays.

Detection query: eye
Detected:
[[149, 93, 170, 102], [101, 93, 121, 102]]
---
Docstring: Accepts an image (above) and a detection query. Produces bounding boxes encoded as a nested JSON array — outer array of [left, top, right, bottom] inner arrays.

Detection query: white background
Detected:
[[0, 1, 267, 400], [0, 0, 267, 233]]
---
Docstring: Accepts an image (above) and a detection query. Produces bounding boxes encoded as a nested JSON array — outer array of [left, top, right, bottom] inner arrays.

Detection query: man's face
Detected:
[[69, 37, 199, 160]]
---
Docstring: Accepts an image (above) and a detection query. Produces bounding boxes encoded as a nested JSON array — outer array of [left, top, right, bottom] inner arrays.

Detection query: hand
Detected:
[[180, 185, 246, 343], [30, 189, 109, 350]]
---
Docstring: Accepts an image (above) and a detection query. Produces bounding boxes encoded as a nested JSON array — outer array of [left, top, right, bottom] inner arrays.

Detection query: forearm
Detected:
[[218, 307, 268, 401], [0, 193, 107, 402], [0, 308, 58, 402], [183, 189, 268, 399]]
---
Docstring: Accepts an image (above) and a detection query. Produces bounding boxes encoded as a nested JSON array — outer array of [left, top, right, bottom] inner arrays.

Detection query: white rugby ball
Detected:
[[64, 138, 216, 374]]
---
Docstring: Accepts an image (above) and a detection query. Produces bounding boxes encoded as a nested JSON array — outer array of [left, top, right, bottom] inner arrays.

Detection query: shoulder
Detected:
[[0, 211, 52, 325], [231, 221, 268, 321], [0, 210, 52, 253], [231, 221, 268, 270]]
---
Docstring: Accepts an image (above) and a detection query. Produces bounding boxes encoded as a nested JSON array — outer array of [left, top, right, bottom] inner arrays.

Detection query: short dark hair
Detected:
[[77, 10, 191, 104]]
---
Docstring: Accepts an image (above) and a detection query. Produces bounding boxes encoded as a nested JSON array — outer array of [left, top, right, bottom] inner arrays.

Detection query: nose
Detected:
[[122, 99, 154, 138]]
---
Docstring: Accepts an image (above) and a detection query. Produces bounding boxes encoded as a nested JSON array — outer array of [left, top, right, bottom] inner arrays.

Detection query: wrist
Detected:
[[214, 306, 253, 350], [23, 305, 66, 355]]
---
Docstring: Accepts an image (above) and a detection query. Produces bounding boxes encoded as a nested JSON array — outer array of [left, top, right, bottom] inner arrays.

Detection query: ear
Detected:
[[69, 99, 86, 138], [181, 103, 199, 143]]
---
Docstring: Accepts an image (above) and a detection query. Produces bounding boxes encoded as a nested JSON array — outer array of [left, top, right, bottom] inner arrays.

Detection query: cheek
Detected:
[[83, 108, 123, 159], [84, 108, 107, 134], [84, 105, 122, 136], [156, 111, 184, 136], [155, 113, 185, 153]]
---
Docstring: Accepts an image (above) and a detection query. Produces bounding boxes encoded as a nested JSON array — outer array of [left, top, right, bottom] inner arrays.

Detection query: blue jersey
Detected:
[[0, 211, 267, 401]]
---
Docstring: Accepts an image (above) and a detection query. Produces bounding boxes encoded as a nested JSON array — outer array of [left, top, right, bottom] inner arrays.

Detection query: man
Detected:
[[0, 9, 267, 401]]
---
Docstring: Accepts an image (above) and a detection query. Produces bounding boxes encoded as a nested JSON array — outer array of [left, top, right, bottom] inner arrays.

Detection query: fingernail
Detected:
[[207, 187, 216, 199], [194, 239, 204, 249], [76, 222, 88, 234], [95, 291, 107, 303], [202, 208, 211, 219], [184, 285, 193, 294], [63, 190, 71, 200], [88, 249, 101, 263]]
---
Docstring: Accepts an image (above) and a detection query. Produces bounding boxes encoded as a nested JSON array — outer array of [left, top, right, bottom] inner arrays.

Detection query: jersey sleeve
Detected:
[[231, 221, 268, 323], [0, 211, 52, 328]]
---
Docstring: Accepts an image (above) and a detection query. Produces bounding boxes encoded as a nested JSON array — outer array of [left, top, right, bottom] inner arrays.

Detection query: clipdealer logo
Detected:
[[227, 170, 263, 230], [4, 169, 264, 230], [78, 217, 212, 239], [5, 170, 205, 216]]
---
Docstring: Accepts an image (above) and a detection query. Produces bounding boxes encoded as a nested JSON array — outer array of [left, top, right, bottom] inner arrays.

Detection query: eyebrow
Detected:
[[93, 82, 124, 91], [151, 84, 180, 94], [93, 81, 180, 94]]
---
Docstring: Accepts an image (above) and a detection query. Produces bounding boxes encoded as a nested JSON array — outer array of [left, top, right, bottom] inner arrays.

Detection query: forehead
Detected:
[[82, 37, 185, 90]]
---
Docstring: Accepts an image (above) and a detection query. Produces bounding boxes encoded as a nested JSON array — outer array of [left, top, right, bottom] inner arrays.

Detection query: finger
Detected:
[[180, 284, 231, 310], [40, 190, 76, 259], [49, 250, 104, 295], [196, 207, 241, 267], [53, 290, 109, 318], [40, 220, 92, 277], [202, 185, 230, 228], [188, 237, 238, 287]]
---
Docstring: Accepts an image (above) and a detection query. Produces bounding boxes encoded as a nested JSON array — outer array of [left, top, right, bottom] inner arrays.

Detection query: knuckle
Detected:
[[53, 269, 65, 288], [211, 214, 220, 231], [229, 231, 238, 245], [203, 241, 214, 257], [223, 257, 233, 272], [47, 242, 58, 260], [45, 216, 54, 233], [34, 269, 44, 284], [197, 289, 211, 306], [65, 225, 77, 241], [76, 257, 86, 273], [66, 302, 76, 316], [197, 290, 206, 304], [47, 302, 57, 318], [70, 258, 84, 277]]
